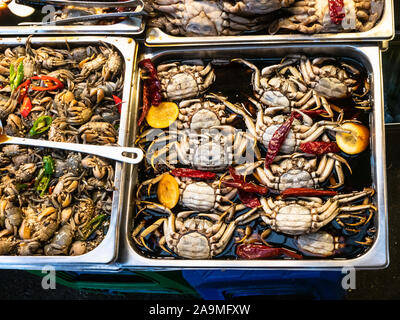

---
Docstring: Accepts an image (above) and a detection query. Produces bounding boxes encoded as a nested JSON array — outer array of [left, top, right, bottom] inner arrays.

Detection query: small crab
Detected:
[[156, 61, 216, 101], [19, 206, 60, 243], [133, 205, 259, 259], [0, 199, 23, 237], [289, 55, 364, 100], [174, 97, 238, 130], [269, 0, 385, 34], [148, 125, 261, 172], [78, 119, 118, 145], [238, 152, 351, 192], [137, 172, 238, 213], [44, 224, 75, 256], [149, 0, 270, 36], [214, 94, 346, 152], [295, 230, 374, 257], [258, 188, 375, 235]]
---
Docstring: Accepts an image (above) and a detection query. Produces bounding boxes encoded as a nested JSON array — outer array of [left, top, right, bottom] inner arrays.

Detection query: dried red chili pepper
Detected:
[[236, 243, 303, 260], [138, 59, 158, 79], [329, 0, 345, 24], [222, 180, 267, 195], [281, 188, 338, 199], [300, 141, 341, 155], [238, 190, 261, 208], [112, 95, 122, 113], [170, 168, 216, 179], [265, 112, 295, 168], [224, 167, 268, 194], [294, 110, 328, 119], [138, 59, 162, 126]]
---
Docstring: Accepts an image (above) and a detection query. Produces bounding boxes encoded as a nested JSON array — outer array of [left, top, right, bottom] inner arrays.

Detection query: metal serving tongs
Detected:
[[15, 0, 143, 8], [0, 122, 143, 165], [15, 0, 146, 25]]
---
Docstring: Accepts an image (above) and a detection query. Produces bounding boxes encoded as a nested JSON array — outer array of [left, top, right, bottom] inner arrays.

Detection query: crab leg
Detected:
[[210, 93, 257, 138]]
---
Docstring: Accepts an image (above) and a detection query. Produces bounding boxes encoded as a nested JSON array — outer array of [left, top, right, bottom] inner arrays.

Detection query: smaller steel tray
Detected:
[[145, 0, 394, 47], [0, 36, 137, 271]]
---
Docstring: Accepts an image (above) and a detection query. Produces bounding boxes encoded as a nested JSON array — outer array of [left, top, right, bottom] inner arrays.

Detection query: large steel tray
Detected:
[[0, 36, 137, 271], [145, 0, 394, 47], [119, 43, 389, 270]]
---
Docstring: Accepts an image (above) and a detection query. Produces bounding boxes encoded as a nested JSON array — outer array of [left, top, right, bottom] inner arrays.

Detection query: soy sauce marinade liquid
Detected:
[[134, 56, 373, 260], [0, 2, 44, 26]]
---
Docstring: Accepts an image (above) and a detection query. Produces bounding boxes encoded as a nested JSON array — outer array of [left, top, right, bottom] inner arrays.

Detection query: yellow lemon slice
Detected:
[[146, 102, 179, 128], [336, 122, 370, 155], [157, 173, 180, 209]]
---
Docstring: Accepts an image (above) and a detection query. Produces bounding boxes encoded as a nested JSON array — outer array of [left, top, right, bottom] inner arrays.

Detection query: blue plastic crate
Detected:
[[182, 270, 345, 300]]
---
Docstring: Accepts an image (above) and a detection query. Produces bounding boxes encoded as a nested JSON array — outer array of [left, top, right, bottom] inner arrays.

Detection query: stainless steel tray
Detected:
[[0, 10, 144, 36], [0, 36, 137, 271], [145, 0, 394, 47], [119, 43, 388, 270]]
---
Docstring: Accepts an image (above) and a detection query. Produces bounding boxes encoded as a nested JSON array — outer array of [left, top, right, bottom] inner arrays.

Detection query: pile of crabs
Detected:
[[146, 0, 385, 37], [0, 38, 124, 256], [133, 54, 376, 260]]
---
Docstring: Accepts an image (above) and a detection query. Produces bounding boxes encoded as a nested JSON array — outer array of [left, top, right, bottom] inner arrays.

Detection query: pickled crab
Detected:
[[0, 199, 23, 237], [157, 61, 215, 101], [289, 55, 364, 100], [148, 125, 261, 172], [78, 118, 118, 145], [258, 188, 375, 235], [221, 0, 295, 15], [137, 172, 238, 213], [149, 0, 273, 36], [133, 205, 259, 259], [174, 97, 238, 130], [44, 223, 75, 256], [19, 206, 60, 244], [238, 152, 351, 192], [269, 0, 385, 34], [214, 94, 346, 152], [233, 56, 366, 116]]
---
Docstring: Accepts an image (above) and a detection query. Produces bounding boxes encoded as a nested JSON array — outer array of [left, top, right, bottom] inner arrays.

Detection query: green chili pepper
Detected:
[[29, 115, 52, 136], [9, 64, 16, 87], [43, 156, 55, 175], [9, 62, 24, 91], [14, 62, 24, 89], [81, 214, 108, 240], [36, 174, 51, 197]]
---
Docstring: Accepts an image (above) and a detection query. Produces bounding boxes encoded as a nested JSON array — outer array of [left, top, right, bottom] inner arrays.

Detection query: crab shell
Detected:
[[176, 98, 236, 130], [173, 217, 216, 259], [149, 0, 271, 36], [157, 62, 215, 101], [180, 180, 237, 213], [296, 231, 345, 257]]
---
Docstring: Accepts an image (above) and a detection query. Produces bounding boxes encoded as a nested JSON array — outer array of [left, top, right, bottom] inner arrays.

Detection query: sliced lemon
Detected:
[[157, 173, 180, 209], [336, 122, 370, 155], [146, 102, 179, 128]]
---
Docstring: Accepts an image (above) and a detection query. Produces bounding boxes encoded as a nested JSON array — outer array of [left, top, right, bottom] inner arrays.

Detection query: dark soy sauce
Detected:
[[133, 56, 374, 261], [0, 4, 44, 26]]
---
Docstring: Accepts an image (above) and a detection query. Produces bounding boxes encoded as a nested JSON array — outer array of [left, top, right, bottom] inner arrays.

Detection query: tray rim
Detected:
[[118, 42, 389, 271]]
